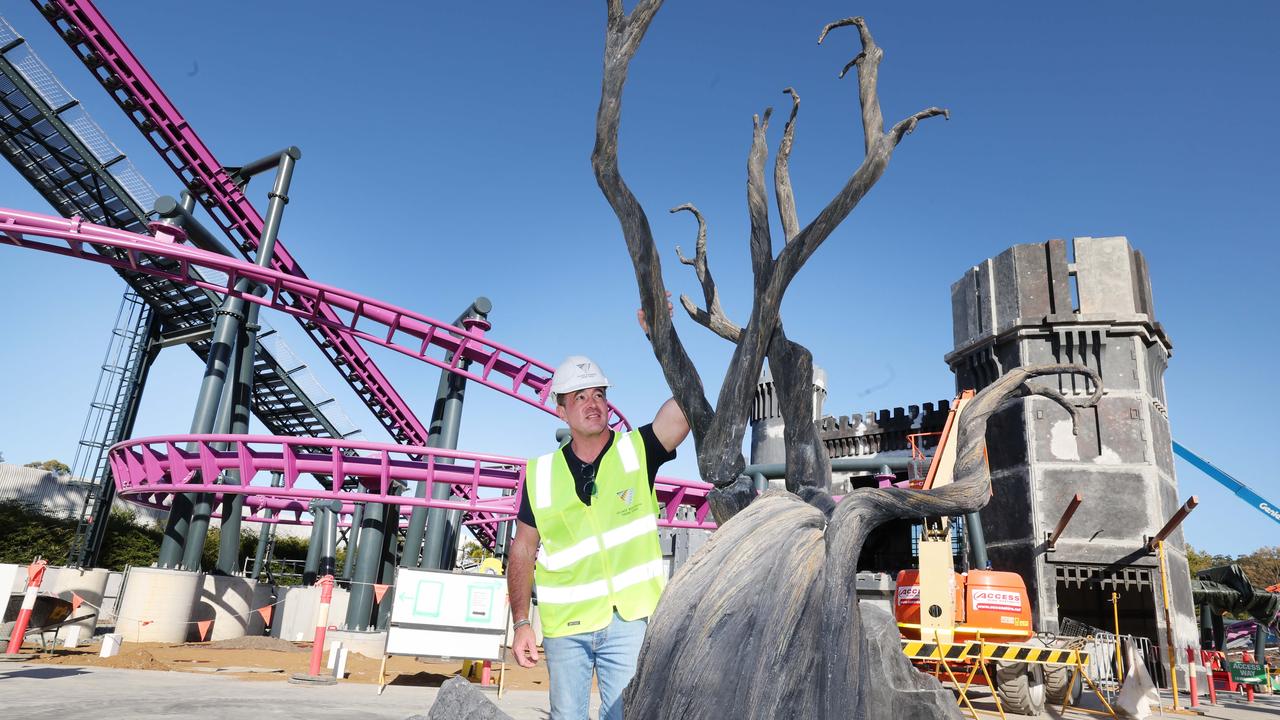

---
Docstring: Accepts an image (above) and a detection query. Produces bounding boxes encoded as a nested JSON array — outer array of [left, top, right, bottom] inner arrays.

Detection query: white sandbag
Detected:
[[1114, 641, 1159, 719]]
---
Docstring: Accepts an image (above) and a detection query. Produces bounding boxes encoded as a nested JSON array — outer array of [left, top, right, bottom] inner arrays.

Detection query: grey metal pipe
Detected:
[[1199, 603, 1214, 650], [345, 498, 388, 630], [253, 149, 298, 266], [440, 496, 462, 572], [231, 146, 301, 184], [158, 274, 257, 569], [376, 501, 401, 630], [302, 505, 326, 587], [342, 503, 365, 581], [966, 512, 989, 569], [163, 149, 296, 572], [180, 369, 239, 571], [315, 499, 342, 578], [152, 196, 235, 258], [416, 298, 491, 570], [741, 456, 909, 480], [250, 472, 284, 580], [216, 287, 268, 574]]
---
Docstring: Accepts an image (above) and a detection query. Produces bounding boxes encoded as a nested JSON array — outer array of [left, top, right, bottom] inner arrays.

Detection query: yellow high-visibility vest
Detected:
[[527, 430, 665, 638]]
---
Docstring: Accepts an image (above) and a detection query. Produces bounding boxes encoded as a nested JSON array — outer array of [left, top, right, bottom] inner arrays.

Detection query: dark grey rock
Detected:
[[861, 605, 962, 720], [423, 675, 513, 720]]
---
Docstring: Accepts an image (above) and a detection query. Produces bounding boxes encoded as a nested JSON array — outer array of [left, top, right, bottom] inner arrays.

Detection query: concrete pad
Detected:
[[0, 663, 566, 719]]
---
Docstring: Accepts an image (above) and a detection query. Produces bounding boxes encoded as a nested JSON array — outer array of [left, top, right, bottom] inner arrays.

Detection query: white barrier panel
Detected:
[[385, 567, 509, 662]]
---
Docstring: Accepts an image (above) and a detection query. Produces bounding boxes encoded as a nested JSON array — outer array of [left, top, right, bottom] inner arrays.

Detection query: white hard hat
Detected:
[[551, 355, 611, 395]]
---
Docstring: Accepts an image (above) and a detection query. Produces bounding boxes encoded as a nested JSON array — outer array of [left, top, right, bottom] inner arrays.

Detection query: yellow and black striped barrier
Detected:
[[972, 642, 1087, 666], [901, 640, 975, 661]]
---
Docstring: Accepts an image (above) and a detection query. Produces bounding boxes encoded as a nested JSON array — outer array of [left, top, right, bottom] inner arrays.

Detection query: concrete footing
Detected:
[[191, 575, 259, 641], [116, 567, 201, 643], [42, 566, 110, 643], [271, 585, 350, 642]]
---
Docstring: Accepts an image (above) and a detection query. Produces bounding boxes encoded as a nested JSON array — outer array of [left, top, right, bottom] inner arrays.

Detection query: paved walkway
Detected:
[[0, 663, 562, 719], [2, 661, 1279, 719]]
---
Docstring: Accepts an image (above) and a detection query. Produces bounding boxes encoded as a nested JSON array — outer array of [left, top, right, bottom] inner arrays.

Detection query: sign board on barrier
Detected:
[[1228, 661, 1266, 684], [385, 566, 509, 662]]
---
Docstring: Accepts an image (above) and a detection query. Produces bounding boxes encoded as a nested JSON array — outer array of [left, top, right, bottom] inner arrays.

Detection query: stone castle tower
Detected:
[[947, 236, 1196, 666]]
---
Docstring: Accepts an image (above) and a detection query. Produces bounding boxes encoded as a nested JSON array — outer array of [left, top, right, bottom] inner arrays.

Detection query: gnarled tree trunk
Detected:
[[588, 2, 1103, 717], [624, 365, 1101, 718]]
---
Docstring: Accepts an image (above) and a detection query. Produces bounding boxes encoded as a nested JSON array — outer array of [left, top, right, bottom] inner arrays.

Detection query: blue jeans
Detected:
[[542, 612, 647, 720]]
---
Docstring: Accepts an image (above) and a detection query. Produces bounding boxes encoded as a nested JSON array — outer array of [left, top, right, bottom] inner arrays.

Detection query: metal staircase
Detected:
[[66, 291, 155, 566], [0, 17, 362, 563]]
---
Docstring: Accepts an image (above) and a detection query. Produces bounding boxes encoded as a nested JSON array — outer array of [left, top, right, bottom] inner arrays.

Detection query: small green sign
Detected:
[[1228, 661, 1266, 684]]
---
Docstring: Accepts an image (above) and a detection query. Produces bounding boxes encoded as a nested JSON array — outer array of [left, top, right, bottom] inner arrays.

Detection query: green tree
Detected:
[[1237, 546, 1280, 588], [23, 459, 71, 475], [1186, 544, 1233, 577]]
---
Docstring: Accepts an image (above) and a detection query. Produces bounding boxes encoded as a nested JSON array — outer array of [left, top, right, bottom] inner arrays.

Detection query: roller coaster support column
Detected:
[[1200, 602, 1215, 650], [303, 503, 328, 587], [341, 503, 364, 581], [159, 148, 299, 571], [216, 284, 268, 574], [250, 471, 284, 580], [401, 298, 492, 569], [1254, 623, 1267, 670], [185, 365, 244, 570], [377, 499, 402, 629], [313, 499, 343, 578], [345, 498, 388, 630], [160, 273, 257, 569]]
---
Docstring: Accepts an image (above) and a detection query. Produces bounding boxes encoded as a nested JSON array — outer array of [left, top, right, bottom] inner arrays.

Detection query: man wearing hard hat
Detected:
[[507, 350, 689, 720]]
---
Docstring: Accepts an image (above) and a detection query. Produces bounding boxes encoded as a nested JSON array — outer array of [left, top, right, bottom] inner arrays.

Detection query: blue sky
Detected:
[[0, 2, 1275, 557]]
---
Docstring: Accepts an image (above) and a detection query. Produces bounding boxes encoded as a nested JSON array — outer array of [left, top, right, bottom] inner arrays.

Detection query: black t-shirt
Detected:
[[516, 423, 676, 530]]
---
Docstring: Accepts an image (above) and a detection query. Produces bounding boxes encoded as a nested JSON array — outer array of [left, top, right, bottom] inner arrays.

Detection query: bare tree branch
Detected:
[[774, 88, 801, 243], [763, 17, 947, 320], [592, 0, 723, 479], [890, 107, 950, 145], [747, 109, 774, 291], [766, 324, 830, 494], [672, 204, 742, 344], [819, 17, 882, 155]]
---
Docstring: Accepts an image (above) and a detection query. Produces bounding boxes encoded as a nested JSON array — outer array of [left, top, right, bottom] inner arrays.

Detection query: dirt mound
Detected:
[[207, 636, 306, 653], [96, 648, 168, 671]]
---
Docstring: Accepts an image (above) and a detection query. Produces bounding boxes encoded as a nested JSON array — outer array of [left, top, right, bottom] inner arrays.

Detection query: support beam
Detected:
[[342, 503, 364, 581], [377, 501, 401, 629], [1147, 496, 1199, 552], [158, 148, 297, 570], [345, 499, 387, 630], [414, 298, 492, 568], [250, 472, 284, 581], [1046, 493, 1084, 550], [302, 505, 326, 587]]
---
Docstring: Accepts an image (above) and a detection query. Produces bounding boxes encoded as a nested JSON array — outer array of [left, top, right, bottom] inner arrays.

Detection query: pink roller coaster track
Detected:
[[16, 0, 714, 538], [0, 207, 717, 531]]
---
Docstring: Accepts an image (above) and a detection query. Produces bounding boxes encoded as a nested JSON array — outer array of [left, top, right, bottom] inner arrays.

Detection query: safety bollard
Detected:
[[1204, 651, 1217, 704], [288, 574, 338, 686], [1186, 647, 1199, 708], [309, 574, 335, 677], [4, 559, 48, 654]]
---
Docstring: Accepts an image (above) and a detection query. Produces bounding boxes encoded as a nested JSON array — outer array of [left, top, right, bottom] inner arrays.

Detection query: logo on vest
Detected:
[[617, 489, 635, 505]]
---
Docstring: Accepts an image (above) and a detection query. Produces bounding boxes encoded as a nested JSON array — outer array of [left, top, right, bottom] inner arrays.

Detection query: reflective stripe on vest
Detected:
[[527, 430, 665, 637]]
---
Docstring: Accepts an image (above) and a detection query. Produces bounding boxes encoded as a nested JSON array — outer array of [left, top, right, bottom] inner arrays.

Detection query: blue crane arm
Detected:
[[1173, 441, 1280, 527]]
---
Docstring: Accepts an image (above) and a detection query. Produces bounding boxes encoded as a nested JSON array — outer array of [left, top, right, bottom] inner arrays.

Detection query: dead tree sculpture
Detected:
[[594, 2, 952, 522], [591, 3, 1103, 718]]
